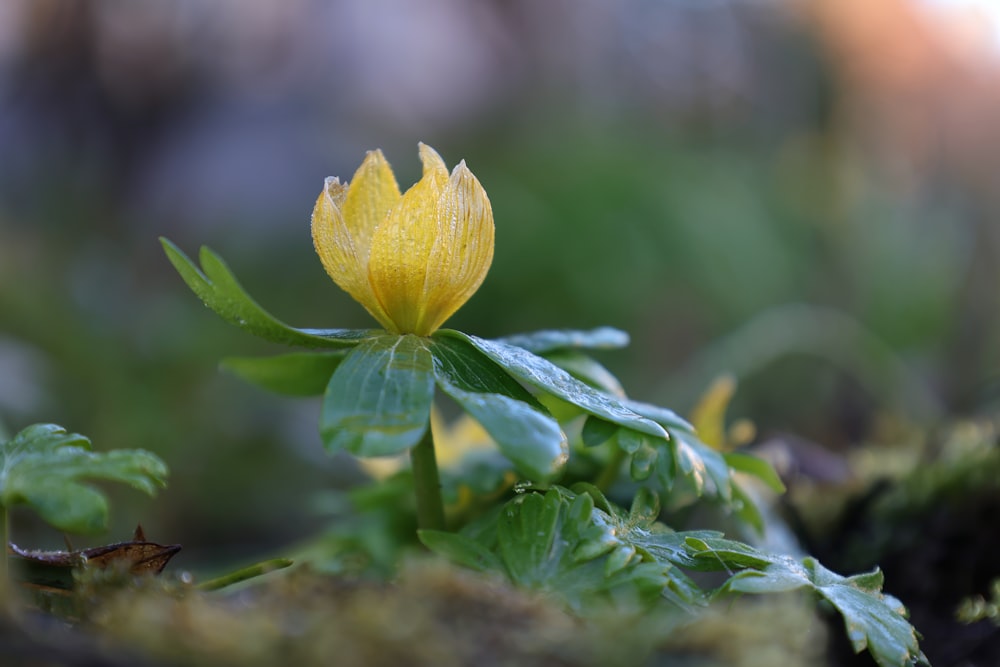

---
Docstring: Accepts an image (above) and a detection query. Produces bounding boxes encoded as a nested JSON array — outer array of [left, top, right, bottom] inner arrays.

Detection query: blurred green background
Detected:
[[1, 0, 998, 566]]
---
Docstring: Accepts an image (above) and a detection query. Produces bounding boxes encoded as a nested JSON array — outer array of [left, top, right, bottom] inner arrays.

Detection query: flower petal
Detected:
[[311, 150, 401, 330], [368, 147, 494, 335], [342, 149, 403, 253]]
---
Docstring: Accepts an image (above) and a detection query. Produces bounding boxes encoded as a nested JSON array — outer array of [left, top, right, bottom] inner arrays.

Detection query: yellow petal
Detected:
[[342, 149, 403, 253], [689, 375, 737, 451], [311, 151, 400, 330], [368, 146, 494, 335], [416, 141, 449, 187]]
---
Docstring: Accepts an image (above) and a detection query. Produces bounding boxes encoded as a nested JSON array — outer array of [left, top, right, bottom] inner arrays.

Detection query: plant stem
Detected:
[[410, 425, 446, 532], [594, 445, 626, 493], [198, 558, 294, 591]]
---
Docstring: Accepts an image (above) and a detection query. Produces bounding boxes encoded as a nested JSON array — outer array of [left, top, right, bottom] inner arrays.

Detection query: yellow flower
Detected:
[[311, 143, 494, 336]]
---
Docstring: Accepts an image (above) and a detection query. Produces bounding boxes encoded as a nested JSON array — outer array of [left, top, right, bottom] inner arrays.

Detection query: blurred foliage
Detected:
[[0, 423, 166, 535], [958, 579, 1000, 627]]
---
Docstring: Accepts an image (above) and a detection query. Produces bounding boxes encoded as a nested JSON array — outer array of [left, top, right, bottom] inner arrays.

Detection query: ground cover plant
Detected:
[[3, 143, 931, 666]]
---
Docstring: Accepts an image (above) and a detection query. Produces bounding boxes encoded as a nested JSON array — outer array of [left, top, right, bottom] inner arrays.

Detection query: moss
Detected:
[[3, 557, 829, 667], [87, 561, 608, 667], [657, 595, 828, 667]]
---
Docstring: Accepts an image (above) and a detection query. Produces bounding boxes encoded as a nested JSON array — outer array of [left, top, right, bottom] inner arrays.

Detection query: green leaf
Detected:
[[728, 480, 766, 535], [0, 424, 168, 534], [221, 351, 348, 396], [321, 335, 435, 457], [630, 440, 658, 482], [804, 560, 926, 667], [495, 490, 666, 610], [581, 417, 619, 447], [429, 335, 567, 480], [626, 408, 781, 529], [622, 398, 695, 434], [620, 537, 708, 607], [440, 331, 666, 440], [429, 485, 717, 612], [617, 428, 645, 454], [492, 488, 702, 611], [427, 334, 544, 409], [539, 351, 626, 397], [584, 488, 725, 573], [725, 451, 786, 494], [686, 538, 926, 667], [161, 238, 376, 348], [670, 430, 733, 502], [498, 490, 579, 588], [683, 536, 774, 571], [619, 401, 741, 506], [498, 327, 630, 354], [418, 529, 503, 573], [436, 379, 567, 481]]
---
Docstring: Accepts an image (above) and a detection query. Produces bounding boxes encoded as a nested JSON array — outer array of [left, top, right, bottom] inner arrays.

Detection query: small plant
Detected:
[[0, 423, 169, 579], [163, 143, 930, 667]]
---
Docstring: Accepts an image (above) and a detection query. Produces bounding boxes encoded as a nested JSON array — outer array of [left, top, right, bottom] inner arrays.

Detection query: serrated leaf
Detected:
[[628, 415, 778, 528], [588, 495, 724, 572], [418, 529, 503, 573], [0, 424, 168, 534], [578, 490, 714, 610], [498, 490, 578, 588], [497, 327, 630, 354], [493, 490, 666, 610], [570, 482, 616, 514], [221, 351, 348, 396], [321, 335, 435, 457], [619, 404, 738, 505], [688, 538, 926, 667], [161, 238, 376, 348], [430, 485, 712, 612], [439, 331, 666, 440], [563, 484, 712, 608], [683, 536, 774, 570], [803, 559, 925, 667]]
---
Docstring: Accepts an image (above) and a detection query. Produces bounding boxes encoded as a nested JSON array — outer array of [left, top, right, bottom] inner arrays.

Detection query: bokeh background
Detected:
[[1, 0, 999, 587]]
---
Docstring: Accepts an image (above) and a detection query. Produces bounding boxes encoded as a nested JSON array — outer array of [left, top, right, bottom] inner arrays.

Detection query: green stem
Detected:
[[198, 558, 294, 592], [410, 425, 445, 532], [594, 445, 626, 493]]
